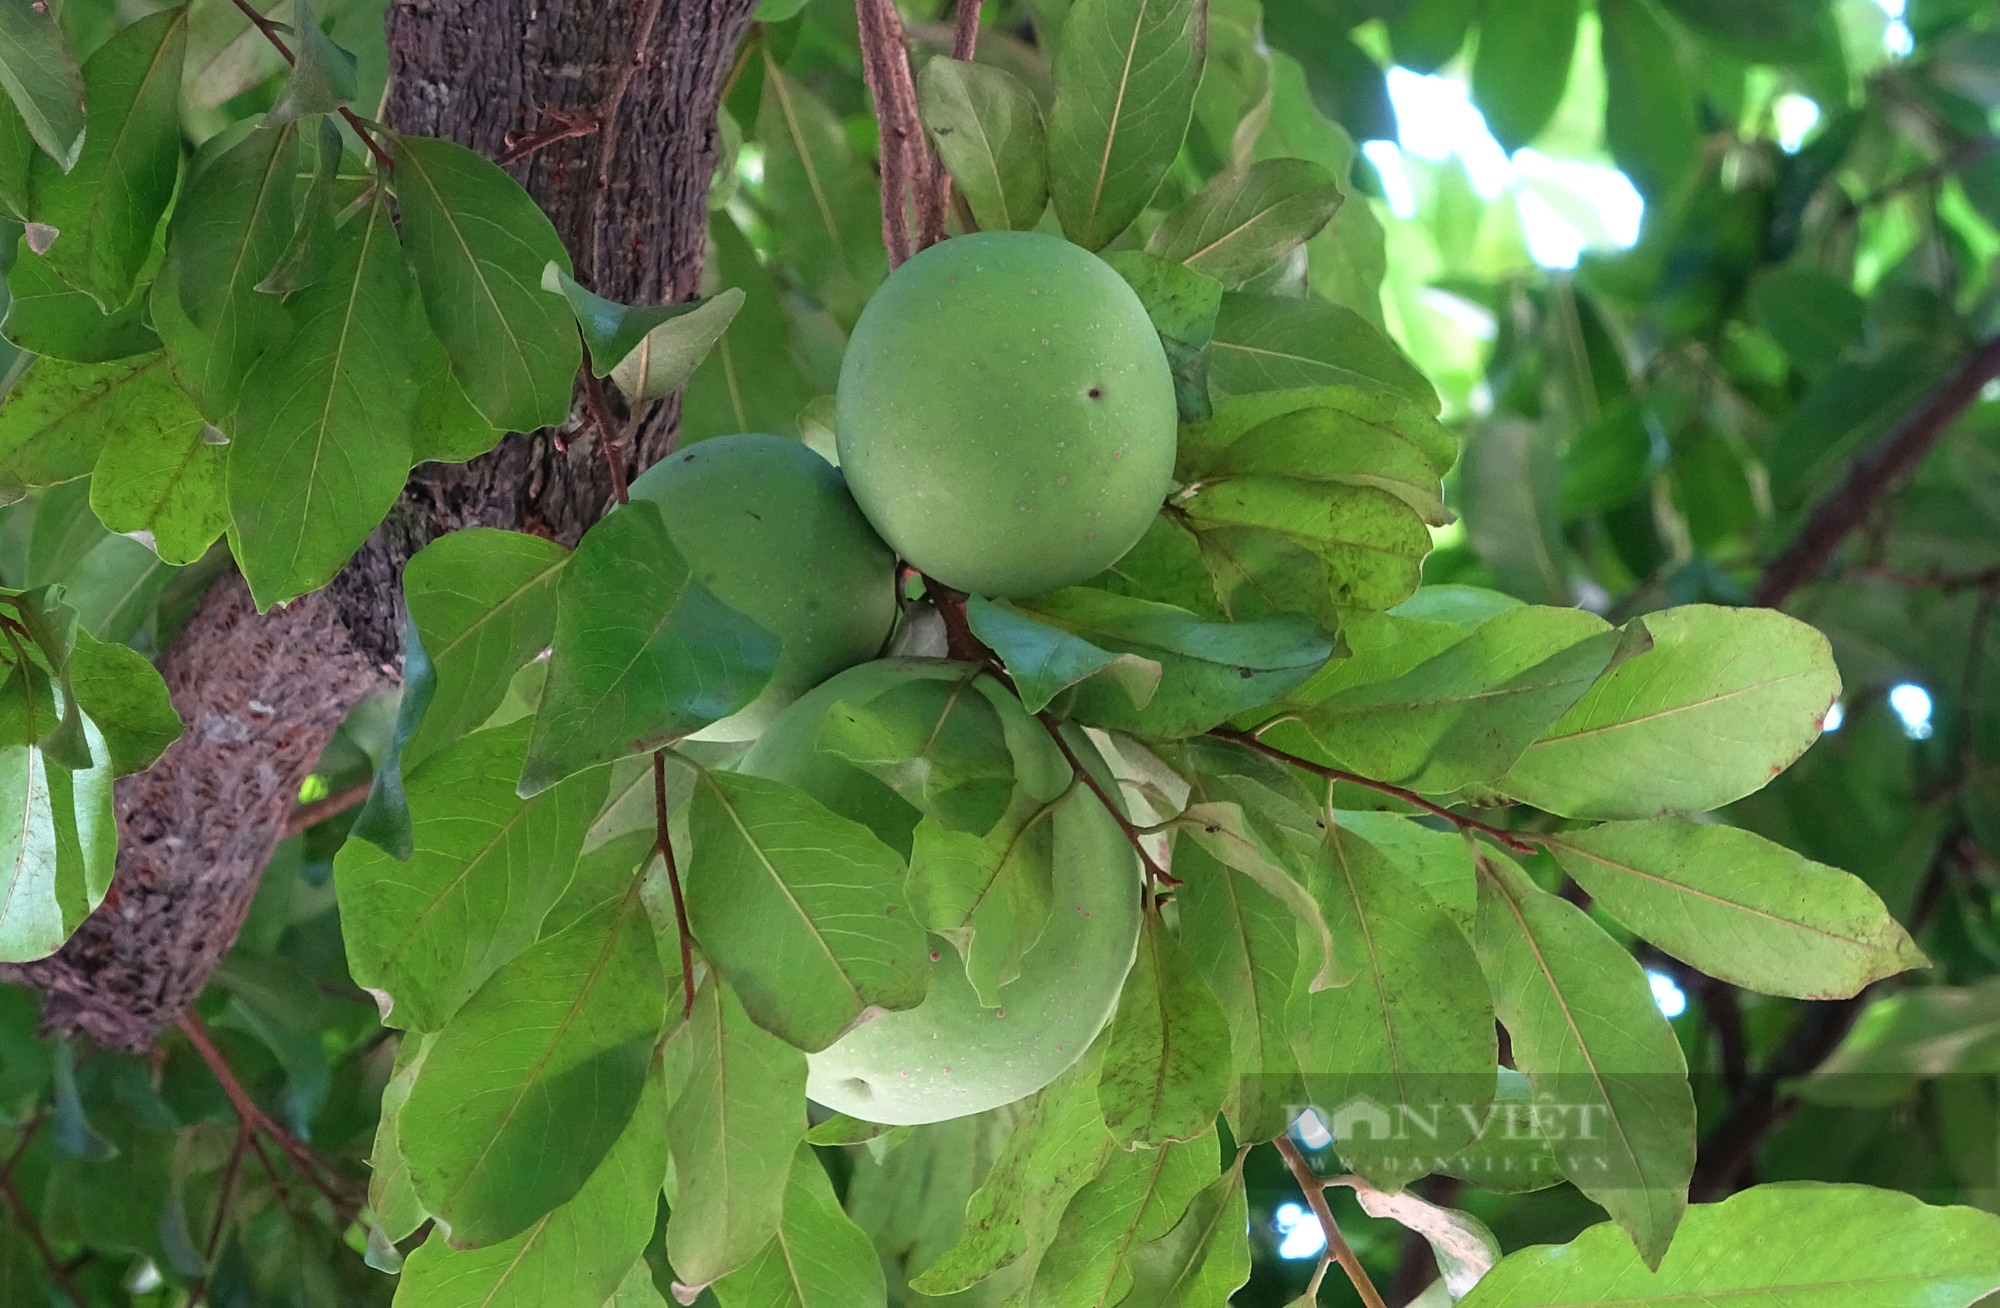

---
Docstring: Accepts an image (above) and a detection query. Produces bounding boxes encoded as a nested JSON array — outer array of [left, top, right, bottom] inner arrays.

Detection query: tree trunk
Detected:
[[2, 0, 758, 1050]]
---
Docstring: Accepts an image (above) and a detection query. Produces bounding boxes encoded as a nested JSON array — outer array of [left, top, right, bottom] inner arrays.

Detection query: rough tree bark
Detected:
[[2, 0, 760, 1049]]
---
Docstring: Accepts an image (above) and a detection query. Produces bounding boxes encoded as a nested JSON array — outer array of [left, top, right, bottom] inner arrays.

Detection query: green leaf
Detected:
[[0, 685, 113, 963], [230, 189, 417, 608], [256, 119, 344, 298], [999, 588, 1334, 737], [909, 1045, 1115, 1294], [684, 768, 929, 1052], [1469, 0, 1578, 152], [0, 0, 84, 170], [1261, 605, 1627, 794], [335, 720, 611, 1032], [814, 669, 1017, 835], [87, 397, 226, 567], [0, 246, 158, 363], [1027, 1130, 1218, 1303], [28, 8, 186, 309], [1458, 1184, 2000, 1307], [1122, 1156, 1251, 1306], [152, 122, 300, 419], [606, 1260, 669, 1307], [680, 214, 815, 444], [1180, 386, 1457, 524], [1474, 850, 1693, 1266], [666, 977, 808, 1292], [397, 1063, 671, 1307], [541, 264, 744, 397], [266, 0, 359, 126], [1600, 0, 1699, 198], [756, 61, 883, 325], [0, 353, 193, 500], [907, 794, 1062, 1007], [400, 527, 569, 770], [1333, 1175, 1499, 1298], [967, 593, 1163, 716], [1207, 292, 1440, 413], [520, 500, 778, 794], [1175, 834, 1303, 1142], [1046, 0, 1208, 250], [393, 132, 582, 433], [365, 1033, 431, 1250], [918, 57, 1049, 233], [399, 865, 665, 1247], [1491, 606, 1841, 819], [1097, 912, 1231, 1147], [65, 628, 178, 776], [1289, 825, 1495, 1189], [1101, 249, 1222, 422], [1544, 819, 1925, 1000], [59, 534, 162, 645], [1335, 808, 1475, 926], [1147, 158, 1342, 288], [408, 312, 504, 464], [711, 1146, 888, 1307], [1805, 978, 2000, 1105], [1652, 0, 1839, 63]]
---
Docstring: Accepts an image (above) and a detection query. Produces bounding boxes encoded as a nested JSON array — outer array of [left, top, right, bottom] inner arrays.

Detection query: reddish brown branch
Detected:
[[281, 780, 370, 839], [654, 750, 696, 1018], [856, 0, 934, 264], [923, 0, 983, 241], [499, 104, 600, 167], [1038, 712, 1181, 890], [176, 1012, 359, 1223], [1274, 1135, 1387, 1308], [226, 0, 396, 171], [0, 1175, 84, 1307], [1208, 727, 1538, 854], [1755, 334, 2000, 608], [582, 369, 632, 505]]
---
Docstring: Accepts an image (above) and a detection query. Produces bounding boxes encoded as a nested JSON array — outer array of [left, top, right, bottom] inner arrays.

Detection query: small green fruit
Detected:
[[630, 433, 897, 741], [738, 658, 1142, 1124], [835, 232, 1177, 598]]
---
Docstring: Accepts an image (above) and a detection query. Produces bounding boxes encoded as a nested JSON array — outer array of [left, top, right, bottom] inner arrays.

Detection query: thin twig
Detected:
[[282, 780, 370, 839], [0, 1113, 44, 1185], [176, 1012, 358, 1222], [1274, 1135, 1387, 1308], [923, 0, 983, 239], [187, 1123, 253, 1308], [1208, 727, 1539, 854], [227, 0, 396, 171], [0, 1176, 84, 1307], [582, 369, 631, 505], [498, 104, 600, 167], [1037, 712, 1180, 889], [655, 750, 697, 1018], [1755, 334, 2000, 607]]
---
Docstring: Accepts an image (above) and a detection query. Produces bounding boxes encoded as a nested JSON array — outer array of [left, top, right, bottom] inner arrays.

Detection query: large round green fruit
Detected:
[[835, 232, 1177, 598], [737, 658, 1142, 1124], [629, 433, 898, 742]]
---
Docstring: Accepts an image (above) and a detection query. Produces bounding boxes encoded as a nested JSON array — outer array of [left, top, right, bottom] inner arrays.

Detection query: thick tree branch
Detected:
[[1755, 334, 2000, 608], [857, 0, 937, 263]]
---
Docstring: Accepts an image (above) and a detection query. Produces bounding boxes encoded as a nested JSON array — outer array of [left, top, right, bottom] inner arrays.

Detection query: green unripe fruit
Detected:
[[835, 232, 1177, 598], [629, 433, 898, 742], [738, 658, 1142, 1124]]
